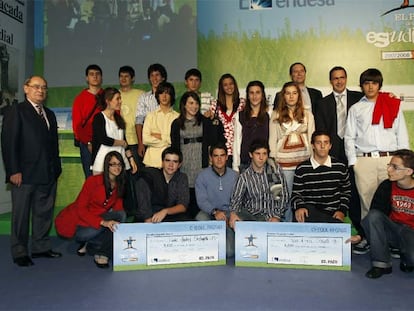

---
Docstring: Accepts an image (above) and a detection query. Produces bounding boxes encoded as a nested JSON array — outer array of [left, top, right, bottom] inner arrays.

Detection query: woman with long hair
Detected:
[[233, 80, 269, 172], [171, 91, 224, 218], [91, 87, 137, 174], [209, 73, 245, 167], [55, 151, 127, 268], [269, 81, 315, 221]]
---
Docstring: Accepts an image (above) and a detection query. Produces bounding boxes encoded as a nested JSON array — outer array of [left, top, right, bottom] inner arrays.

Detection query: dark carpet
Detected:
[[1, 235, 412, 311]]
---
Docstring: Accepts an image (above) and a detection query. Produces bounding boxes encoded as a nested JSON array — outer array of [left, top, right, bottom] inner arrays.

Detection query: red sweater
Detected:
[[55, 175, 123, 238], [72, 89, 102, 144]]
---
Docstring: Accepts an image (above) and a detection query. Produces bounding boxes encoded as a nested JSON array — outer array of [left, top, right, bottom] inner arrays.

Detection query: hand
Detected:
[[101, 220, 120, 232], [151, 132, 162, 140], [203, 109, 214, 119], [229, 212, 241, 229], [10, 173, 22, 187], [332, 211, 345, 222], [151, 209, 168, 223], [346, 234, 362, 244], [129, 158, 138, 174], [138, 143, 145, 157], [268, 217, 280, 222], [87, 143, 92, 153], [214, 210, 227, 222], [295, 208, 309, 223]]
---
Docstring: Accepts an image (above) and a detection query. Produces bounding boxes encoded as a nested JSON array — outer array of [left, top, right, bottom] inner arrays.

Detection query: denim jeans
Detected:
[[362, 209, 414, 268], [75, 210, 126, 258]]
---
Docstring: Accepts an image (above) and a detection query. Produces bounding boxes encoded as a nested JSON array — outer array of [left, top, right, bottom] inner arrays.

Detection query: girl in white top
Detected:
[[91, 87, 137, 175]]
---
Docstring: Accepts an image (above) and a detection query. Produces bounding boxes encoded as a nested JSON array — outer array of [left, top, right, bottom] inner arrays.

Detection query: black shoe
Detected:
[[32, 250, 62, 259], [77, 243, 87, 256], [365, 266, 392, 279], [400, 262, 414, 273], [13, 256, 34, 267]]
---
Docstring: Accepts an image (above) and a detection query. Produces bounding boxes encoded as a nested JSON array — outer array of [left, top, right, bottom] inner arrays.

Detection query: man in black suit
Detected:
[[314, 66, 363, 163], [1, 76, 62, 267], [273, 62, 322, 113], [314, 66, 364, 249]]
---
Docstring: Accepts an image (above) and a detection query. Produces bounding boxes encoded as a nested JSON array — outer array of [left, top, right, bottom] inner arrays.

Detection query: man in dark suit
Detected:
[[273, 62, 322, 113], [1, 76, 62, 267], [314, 66, 364, 250], [314, 66, 363, 163]]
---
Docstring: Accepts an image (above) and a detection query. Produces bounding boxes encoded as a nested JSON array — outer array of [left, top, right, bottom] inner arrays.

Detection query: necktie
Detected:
[[35, 104, 47, 126], [336, 94, 346, 138]]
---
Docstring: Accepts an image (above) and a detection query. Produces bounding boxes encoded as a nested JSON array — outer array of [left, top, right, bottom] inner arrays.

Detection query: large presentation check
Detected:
[[113, 221, 226, 271], [235, 222, 351, 271]]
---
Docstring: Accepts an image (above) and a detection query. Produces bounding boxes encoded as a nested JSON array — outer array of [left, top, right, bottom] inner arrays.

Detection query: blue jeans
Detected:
[[79, 142, 92, 178], [282, 168, 295, 222], [362, 209, 414, 268], [75, 210, 126, 258]]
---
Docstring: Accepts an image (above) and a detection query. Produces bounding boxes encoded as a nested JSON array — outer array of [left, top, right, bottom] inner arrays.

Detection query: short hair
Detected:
[[209, 142, 228, 157], [162, 147, 183, 163], [147, 63, 167, 80], [393, 149, 414, 171], [249, 139, 270, 154], [119, 65, 135, 78], [329, 66, 347, 80], [155, 81, 175, 107], [85, 64, 102, 76], [311, 130, 331, 144], [24, 76, 47, 87], [289, 62, 306, 75], [359, 68, 383, 88], [185, 68, 202, 81]]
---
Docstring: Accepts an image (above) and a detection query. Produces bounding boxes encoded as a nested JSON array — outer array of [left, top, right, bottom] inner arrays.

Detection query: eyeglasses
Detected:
[[27, 84, 48, 91], [109, 162, 122, 168], [387, 163, 409, 171]]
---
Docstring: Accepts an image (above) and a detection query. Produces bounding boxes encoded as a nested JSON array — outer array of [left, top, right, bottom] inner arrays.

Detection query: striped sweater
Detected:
[[291, 158, 351, 215]]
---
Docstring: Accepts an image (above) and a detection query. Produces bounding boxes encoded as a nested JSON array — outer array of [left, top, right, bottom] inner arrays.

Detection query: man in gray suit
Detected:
[[1, 76, 62, 267]]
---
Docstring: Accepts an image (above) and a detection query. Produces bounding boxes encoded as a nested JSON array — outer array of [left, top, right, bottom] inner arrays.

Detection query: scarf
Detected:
[[372, 92, 401, 129]]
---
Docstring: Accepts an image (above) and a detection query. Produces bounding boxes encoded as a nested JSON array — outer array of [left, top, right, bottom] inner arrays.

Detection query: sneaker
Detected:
[[352, 239, 370, 254], [390, 247, 401, 259]]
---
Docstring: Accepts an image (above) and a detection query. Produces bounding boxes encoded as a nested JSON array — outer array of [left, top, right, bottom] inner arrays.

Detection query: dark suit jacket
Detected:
[[1, 100, 61, 184], [314, 89, 363, 163], [273, 87, 322, 114]]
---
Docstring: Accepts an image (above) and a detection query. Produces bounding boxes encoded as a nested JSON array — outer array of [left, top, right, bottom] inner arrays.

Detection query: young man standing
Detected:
[[345, 68, 409, 253], [72, 64, 103, 178], [134, 147, 189, 223], [292, 131, 351, 223], [183, 68, 212, 114], [229, 140, 288, 229], [119, 66, 144, 166], [135, 63, 168, 161], [363, 149, 414, 279]]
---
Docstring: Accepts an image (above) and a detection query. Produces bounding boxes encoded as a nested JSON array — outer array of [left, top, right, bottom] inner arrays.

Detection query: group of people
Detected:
[[2, 62, 413, 280]]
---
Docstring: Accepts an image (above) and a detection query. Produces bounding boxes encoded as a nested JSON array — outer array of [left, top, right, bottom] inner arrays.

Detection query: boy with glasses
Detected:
[[362, 149, 414, 278]]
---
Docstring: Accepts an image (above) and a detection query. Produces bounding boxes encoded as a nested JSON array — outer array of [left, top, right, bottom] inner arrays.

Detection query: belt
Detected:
[[358, 151, 396, 158], [183, 137, 203, 144]]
